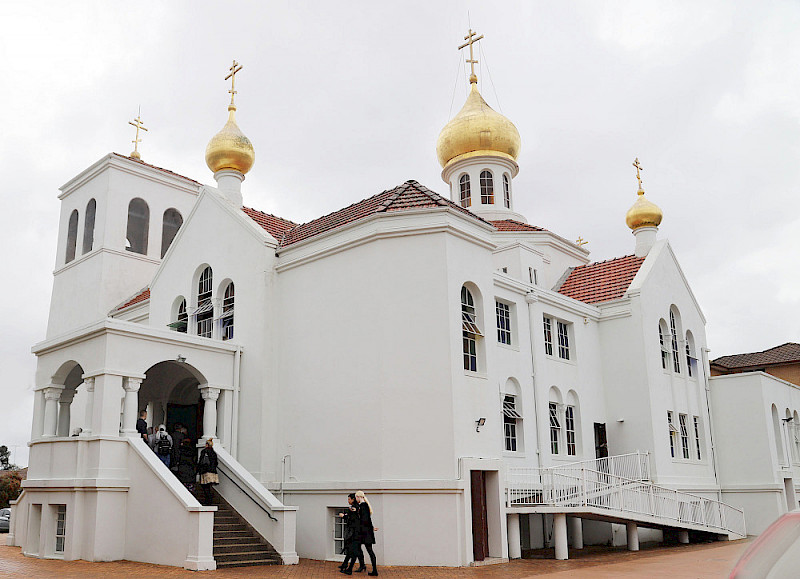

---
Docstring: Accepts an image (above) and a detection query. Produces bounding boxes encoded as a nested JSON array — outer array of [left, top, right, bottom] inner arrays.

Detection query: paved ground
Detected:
[[0, 540, 750, 578]]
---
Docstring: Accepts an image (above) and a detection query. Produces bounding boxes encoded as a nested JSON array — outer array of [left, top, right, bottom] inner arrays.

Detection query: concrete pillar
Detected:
[[56, 390, 74, 437], [31, 389, 46, 439], [554, 513, 568, 560], [90, 374, 126, 437], [626, 522, 639, 551], [200, 386, 221, 441], [42, 386, 64, 437], [507, 513, 522, 559], [121, 377, 143, 437], [81, 377, 95, 436], [678, 529, 689, 544], [569, 517, 583, 549]]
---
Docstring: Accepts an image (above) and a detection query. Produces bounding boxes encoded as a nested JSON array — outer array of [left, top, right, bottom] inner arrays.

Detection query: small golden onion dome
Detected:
[[625, 189, 663, 230], [436, 83, 521, 170], [205, 106, 255, 174]]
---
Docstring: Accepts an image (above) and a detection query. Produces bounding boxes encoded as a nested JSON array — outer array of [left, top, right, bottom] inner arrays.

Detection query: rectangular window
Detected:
[[463, 334, 477, 372], [529, 267, 538, 285], [543, 316, 553, 356], [549, 402, 560, 454], [333, 508, 348, 558], [667, 411, 677, 458], [503, 395, 521, 452], [693, 416, 702, 460], [55, 505, 66, 554], [679, 414, 690, 459], [496, 301, 512, 345], [557, 321, 570, 360], [565, 405, 576, 456], [686, 343, 694, 377], [659, 328, 669, 370]]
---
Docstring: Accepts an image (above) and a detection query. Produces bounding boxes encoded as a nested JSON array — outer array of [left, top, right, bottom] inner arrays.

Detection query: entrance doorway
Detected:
[[167, 402, 202, 443], [470, 470, 489, 562], [594, 423, 608, 459]]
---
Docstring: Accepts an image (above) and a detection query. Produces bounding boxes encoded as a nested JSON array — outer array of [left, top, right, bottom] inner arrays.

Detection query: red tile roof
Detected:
[[557, 255, 645, 304], [112, 153, 201, 185], [116, 288, 150, 311], [490, 219, 548, 233], [711, 343, 800, 370], [241, 207, 298, 240]]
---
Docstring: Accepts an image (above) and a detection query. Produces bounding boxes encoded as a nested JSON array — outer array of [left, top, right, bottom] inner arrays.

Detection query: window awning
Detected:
[[167, 320, 188, 329], [217, 307, 234, 320], [192, 301, 213, 316], [462, 312, 483, 336], [669, 424, 679, 433], [503, 400, 521, 419]]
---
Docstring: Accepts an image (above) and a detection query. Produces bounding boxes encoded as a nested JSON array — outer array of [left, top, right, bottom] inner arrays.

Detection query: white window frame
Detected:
[[332, 507, 348, 560], [459, 174, 471, 208], [503, 395, 521, 452], [461, 287, 482, 372], [480, 170, 494, 205], [659, 324, 669, 370], [679, 413, 690, 459], [668, 411, 678, 458], [196, 267, 213, 338], [55, 504, 66, 554], [549, 402, 560, 454], [220, 282, 235, 341], [693, 416, 702, 460], [496, 301, 512, 346], [557, 321, 570, 360], [670, 311, 681, 373], [543, 316, 553, 356], [503, 174, 511, 208], [565, 405, 576, 456]]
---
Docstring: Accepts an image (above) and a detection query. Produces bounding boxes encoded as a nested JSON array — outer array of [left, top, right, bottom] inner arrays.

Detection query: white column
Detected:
[[121, 377, 142, 437], [200, 386, 221, 441], [626, 522, 639, 551], [42, 386, 64, 437], [507, 513, 521, 559], [677, 529, 689, 544], [569, 517, 583, 549], [553, 513, 568, 560], [57, 390, 75, 437], [31, 389, 46, 439], [81, 377, 95, 436]]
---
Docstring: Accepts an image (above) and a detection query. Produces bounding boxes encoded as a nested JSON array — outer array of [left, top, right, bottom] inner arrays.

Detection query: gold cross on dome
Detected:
[[225, 60, 243, 107], [575, 236, 588, 247], [458, 28, 484, 84], [128, 108, 148, 160], [633, 157, 644, 191]]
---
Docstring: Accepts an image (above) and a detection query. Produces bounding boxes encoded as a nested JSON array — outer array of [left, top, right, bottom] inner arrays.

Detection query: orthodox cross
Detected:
[[575, 236, 588, 247], [633, 157, 644, 191], [226, 60, 243, 107], [458, 28, 484, 83], [128, 108, 148, 160]]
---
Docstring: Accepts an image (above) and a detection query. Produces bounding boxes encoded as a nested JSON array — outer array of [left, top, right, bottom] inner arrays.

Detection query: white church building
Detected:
[[7, 39, 798, 569]]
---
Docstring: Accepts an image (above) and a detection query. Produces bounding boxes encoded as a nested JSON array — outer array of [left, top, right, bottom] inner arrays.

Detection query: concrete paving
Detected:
[[0, 539, 750, 578]]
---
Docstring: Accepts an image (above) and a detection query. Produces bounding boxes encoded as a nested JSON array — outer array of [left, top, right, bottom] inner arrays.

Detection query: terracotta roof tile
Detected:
[[115, 288, 150, 311], [711, 343, 800, 370], [241, 207, 298, 240], [557, 255, 645, 304], [490, 220, 548, 233], [112, 153, 201, 185]]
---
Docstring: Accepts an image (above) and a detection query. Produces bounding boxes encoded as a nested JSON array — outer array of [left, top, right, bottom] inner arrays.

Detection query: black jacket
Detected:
[[177, 443, 196, 484], [357, 502, 375, 545], [343, 507, 360, 543], [198, 447, 218, 475], [171, 430, 185, 466]]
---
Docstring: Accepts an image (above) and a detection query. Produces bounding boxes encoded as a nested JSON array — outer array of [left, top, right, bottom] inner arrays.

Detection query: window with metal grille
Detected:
[[461, 286, 481, 371], [220, 282, 235, 340], [667, 411, 678, 458], [126, 197, 150, 255], [693, 416, 702, 460], [65, 209, 78, 263], [503, 396, 521, 452], [659, 324, 669, 369], [549, 402, 560, 454], [82, 199, 96, 255], [670, 310, 681, 373], [557, 321, 570, 360], [679, 414, 690, 459], [196, 267, 213, 337], [496, 301, 511, 345], [503, 174, 511, 208], [480, 170, 494, 204], [565, 405, 576, 455], [55, 505, 66, 553], [543, 316, 553, 356], [459, 174, 471, 208]]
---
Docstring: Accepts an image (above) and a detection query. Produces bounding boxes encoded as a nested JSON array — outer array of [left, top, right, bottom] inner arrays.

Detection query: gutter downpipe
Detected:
[[526, 292, 547, 544], [701, 346, 723, 504], [231, 345, 242, 459]]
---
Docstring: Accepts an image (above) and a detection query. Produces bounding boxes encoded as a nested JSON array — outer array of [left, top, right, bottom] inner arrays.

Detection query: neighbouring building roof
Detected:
[[489, 219, 547, 233], [114, 288, 151, 312], [241, 207, 298, 240], [711, 343, 800, 370], [557, 255, 645, 305]]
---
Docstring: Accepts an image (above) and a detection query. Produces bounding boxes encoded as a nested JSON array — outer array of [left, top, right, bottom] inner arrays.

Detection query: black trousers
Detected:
[[342, 540, 364, 571], [362, 543, 377, 570]]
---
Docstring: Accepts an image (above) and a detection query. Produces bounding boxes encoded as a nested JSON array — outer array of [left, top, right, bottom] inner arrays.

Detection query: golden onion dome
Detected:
[[205, 105, 255, 174], [436, 83, 521, 170], [625, 189, 663, 230]]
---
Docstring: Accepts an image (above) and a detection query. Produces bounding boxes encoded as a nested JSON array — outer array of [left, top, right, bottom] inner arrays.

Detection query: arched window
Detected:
[[459, 174, 471, 208], [161, 208, 183, 258], [65, 209, 79, 263], [480, 170, 494, 204], [502, 379, 523, 453], [669, 309, 681, 373], [548, 387, 563, 455], [566, 390, 580, 456], [773, 405, 786, 465], [461, 286, 482, 371], [221, 282, 234, 340], [126, 198, 150, 255], [503, 174, 511, 208], [658, 320, 669, 370], [82, 199, 96, 254], [685, 331, 697, 377], [196, 267, 213, 337], [168, 298, 188, 333]]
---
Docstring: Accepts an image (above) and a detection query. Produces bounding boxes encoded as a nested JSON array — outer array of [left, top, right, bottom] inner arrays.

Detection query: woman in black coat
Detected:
[[355, 490, 378, 576], [176, 437, 197, 492], [339, 493, 365, 575], [197, 438, 219, 505]]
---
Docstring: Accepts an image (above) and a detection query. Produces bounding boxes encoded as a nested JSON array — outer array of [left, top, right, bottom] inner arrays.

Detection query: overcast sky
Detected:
[[1, 1, 798, 466]]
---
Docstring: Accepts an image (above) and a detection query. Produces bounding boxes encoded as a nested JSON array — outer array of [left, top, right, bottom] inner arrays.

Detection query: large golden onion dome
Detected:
[[436, 83, 521, 170], [625, 189, 663, 230], [205, 105, 255, 174]]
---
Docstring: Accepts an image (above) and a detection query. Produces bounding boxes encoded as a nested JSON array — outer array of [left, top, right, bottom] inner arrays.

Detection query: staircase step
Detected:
[[215, 551, 281, 563], [214, 516, 240, 524], [216, 558, 280, 568], [214, 530, 252, 539], [214, 536, 261, 545], [214, 543, 270, 555]]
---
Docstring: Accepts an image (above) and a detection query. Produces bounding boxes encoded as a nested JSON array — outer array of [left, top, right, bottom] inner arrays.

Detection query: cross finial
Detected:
[[633, 157, 644, 194], [225, 60, 243, 109], [128, 107, 148, 160], [458, 28, 484, 84], [575, 236, 589, 247]]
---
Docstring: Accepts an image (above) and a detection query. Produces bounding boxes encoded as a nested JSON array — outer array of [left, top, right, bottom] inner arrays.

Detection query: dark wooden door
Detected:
[[470, 470, 489, 561], [594, 422, 608, 459]]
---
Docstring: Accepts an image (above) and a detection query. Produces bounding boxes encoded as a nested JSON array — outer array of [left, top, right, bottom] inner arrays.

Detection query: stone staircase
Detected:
[[196, 488, 282, 568]]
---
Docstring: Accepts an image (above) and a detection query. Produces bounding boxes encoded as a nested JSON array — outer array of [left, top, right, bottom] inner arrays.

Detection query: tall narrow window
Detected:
[[693, 416, 702, 460], [503, 395, 521, 452], [461, 286, 482, 371], [126, 198, 150, 255], [549, 402, 560, 454], [679, 414, 690, 459], [667, 411, 677, 458], [565, 405, 576, 456], [221, 282, 235, 340], [459, 174, 471, 208], [529, 267, 538, 285], [161, 208, 183, 258], [669, 310, 681, 373], [543, 316, 553, 356], [480, 170, 494, 204], [65, 209, 79, 263], [503, 174, 511, 208], [196, 267, 213, 337], [82, 199, 96, 254], [686, 332, 697, 378], [496, 301, 511, 345], [168, 298, 188, 333], [55, 505, 66, 553], [557, 321, 570, 360], [659, 323, 669, 369]]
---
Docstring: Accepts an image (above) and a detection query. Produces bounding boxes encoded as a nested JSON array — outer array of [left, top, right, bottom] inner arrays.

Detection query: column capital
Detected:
[[200, 386, 221, 401], [83, 376, 96, 392], [124, 377, 143, 393], [525, 292, 538, 304], [59, 390, 76, 404], [43, 385, 65, 401]]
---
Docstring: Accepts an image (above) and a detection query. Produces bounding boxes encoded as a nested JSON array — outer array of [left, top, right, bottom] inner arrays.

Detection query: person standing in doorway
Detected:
[[197, 438, 219, 506], [355, 490, 379, 576], [136, 410, 148, 444], [177, 436, 197, 493], [151, 425, 173, 467], [170, 423, 184, 473]]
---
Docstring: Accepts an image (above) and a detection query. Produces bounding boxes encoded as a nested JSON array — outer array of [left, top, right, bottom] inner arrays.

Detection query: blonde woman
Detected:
[[355, 490, 379, 576]]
